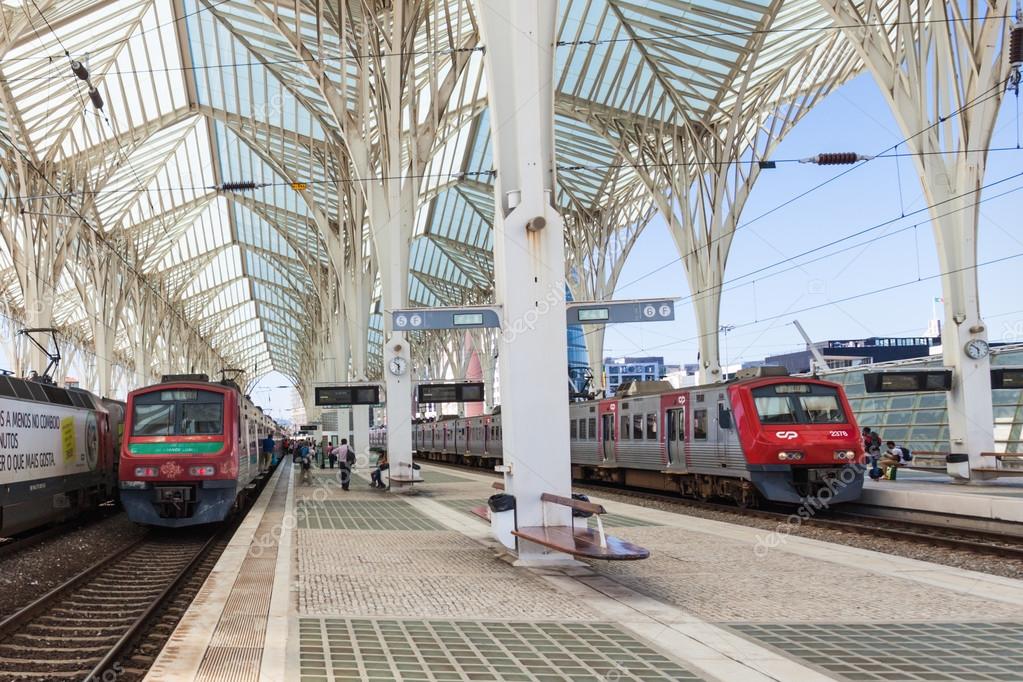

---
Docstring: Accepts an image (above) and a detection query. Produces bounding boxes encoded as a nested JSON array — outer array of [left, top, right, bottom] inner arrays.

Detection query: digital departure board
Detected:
[[315, 385, 382, 406], [991, 368, 1023, 389], [863, 370, 952, 393], [417, 382, 485, 403]]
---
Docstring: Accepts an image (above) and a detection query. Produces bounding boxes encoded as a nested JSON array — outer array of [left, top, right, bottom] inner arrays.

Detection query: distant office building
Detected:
[[765, 336, 941, 374], [603, 356, 679, 394]]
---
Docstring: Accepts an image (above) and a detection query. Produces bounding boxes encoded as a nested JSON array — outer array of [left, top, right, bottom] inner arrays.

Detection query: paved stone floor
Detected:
[[585, 525, 1022, 623], [158, 462, 1023, 682]]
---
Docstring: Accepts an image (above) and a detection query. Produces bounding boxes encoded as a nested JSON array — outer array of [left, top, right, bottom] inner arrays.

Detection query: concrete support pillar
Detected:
[[820, 0, 1008, 478], [477, 0, 573, 564]]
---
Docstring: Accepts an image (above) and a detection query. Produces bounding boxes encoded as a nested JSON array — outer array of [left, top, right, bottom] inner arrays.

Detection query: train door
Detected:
[[666, 407, 686, 468], [598, 400, 616, 464], [661, 392, 688, 469]]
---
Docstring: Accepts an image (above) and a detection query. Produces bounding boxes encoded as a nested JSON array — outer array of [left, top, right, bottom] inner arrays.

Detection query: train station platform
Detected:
[[146, 460, 1023, 682], [859, 469, 1023, 528]]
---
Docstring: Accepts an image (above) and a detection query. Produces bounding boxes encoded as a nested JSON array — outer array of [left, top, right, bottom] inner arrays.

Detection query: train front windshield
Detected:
[[752, 383, 847, 425], [132, 389, 225, 436]]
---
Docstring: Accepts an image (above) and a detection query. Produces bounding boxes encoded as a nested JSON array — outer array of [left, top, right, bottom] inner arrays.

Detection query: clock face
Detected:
[[964, 339, 990, 360], [389, 357, 407, 375]]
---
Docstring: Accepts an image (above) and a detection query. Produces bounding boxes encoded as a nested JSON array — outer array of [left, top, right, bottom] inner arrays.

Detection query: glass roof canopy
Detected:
[[0, 0, 860, 386]]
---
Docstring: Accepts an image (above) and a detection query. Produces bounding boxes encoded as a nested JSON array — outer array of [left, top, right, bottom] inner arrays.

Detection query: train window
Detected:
[[133, 389, 225, 436], [570, 421, 578, 439], [718, 404, 733, 429], [0, 376, 14, 397], [180, 402, 224, 434], [667, 408, 685, 441], [632, 414, 643, 440], [588, 418, 596, 439], [646, 414, 657, 439], [620, 414, 629, 440], [752, 384, 846, 424], [133, 404, 175, 436], [693, 410, 708, 440]]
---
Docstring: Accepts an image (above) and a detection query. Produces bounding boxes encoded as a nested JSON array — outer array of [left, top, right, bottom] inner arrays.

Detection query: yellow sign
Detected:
[[61, 417, 76, 463], [290, 182, 308, 191]]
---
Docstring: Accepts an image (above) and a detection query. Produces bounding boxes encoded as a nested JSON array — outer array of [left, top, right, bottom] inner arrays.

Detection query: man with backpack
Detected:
[[299, 440, 313, 485], [336, 439, 354, 491], [863, 427, 885, 480]]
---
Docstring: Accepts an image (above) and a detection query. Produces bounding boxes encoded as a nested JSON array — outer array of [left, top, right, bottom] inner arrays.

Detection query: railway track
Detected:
[[422, 459, 1023, 562], [0, 530, 220, 681], [0, 505, 121, 562], [0, 464, 279, 681]]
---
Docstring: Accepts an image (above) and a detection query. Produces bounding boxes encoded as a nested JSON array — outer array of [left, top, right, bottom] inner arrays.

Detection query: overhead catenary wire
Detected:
[[614, 78, 1012, 293], [581, 172, 1023, 345], [612, 250, 1023, 356], [5, 145, 1022, 202]]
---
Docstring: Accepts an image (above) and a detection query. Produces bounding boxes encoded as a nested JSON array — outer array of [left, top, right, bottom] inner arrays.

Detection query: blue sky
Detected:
[[254, 71, 1023, 418], [603, 72, 1023, 367]]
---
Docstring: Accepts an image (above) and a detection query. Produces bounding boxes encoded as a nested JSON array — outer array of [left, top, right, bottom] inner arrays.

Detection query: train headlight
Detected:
[[778, 451, 804, 461], [834, 450, 856, 461], [134, 466, 158, 477], [189, 466, 216, 476]]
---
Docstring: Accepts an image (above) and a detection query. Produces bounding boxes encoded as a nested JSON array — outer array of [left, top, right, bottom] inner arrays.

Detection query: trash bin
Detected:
[[488, 493, 517, 550], [571, 493, 593, 531]]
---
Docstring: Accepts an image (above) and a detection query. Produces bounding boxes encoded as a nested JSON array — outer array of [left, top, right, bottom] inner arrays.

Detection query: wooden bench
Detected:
[[512, 492, 649, 561]]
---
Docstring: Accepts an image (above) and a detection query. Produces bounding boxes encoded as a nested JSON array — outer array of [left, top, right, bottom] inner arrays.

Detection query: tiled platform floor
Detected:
[[152, 462, 1023, 682], [731, 622, 1023, 681], [299, 619, 703, 682]]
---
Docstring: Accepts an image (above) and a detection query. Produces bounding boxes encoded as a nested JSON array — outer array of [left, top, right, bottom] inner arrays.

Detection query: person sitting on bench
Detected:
[[371, 452, 389, 489]]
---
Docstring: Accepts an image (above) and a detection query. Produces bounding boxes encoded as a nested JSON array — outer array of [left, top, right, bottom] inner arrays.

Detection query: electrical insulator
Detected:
[[1011, 21, 1023, 68], [88, 87, 103, 110], [816, 152, 858, 165], [218, 181, 259, 191], [70, 60, 89, 81], [799, 152, 872, 165]]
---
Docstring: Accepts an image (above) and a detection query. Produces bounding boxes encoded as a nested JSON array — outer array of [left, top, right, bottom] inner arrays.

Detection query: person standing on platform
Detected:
[[261, 432, 275, 472], [326, 444, 337, 469], [299, 442, 313, 485], [336, 439, 353, 491], [862, 427, 882, 467]]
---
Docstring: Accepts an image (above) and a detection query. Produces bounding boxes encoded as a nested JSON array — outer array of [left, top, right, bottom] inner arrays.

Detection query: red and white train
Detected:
[[374, 368, 864, 506], [119, 374, 274, 527]]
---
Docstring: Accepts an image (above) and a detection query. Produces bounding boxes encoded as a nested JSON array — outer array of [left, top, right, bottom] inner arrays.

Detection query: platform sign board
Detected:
[[863, 370, 953, 393], [567, 299, 677, 325], [417, 382, 485, 404], [392, 306, 501, 331], [315, 385, 382, 406], [299, 424, 319, 432]]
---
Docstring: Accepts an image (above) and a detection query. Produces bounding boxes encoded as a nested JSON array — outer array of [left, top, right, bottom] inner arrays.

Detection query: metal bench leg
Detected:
[[595, 515, 607, 549]]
